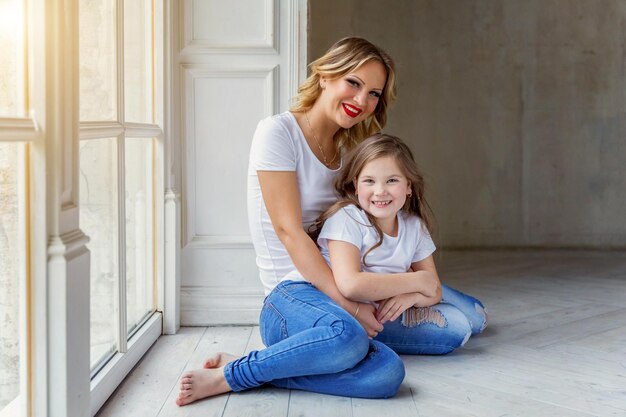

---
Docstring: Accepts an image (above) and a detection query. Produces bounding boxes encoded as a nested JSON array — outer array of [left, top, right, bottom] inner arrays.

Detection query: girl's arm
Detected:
[[375, 256, 442, 323], [328, 240, 441, 302], [410, 255, 442, 305], [257, 171, 383, 336]]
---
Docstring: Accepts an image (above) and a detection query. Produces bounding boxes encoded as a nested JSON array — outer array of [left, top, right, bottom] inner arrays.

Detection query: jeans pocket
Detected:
[[259, 302, 288, 347]]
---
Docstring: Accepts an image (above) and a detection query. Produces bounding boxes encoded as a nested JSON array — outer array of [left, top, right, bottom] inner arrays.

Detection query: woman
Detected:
[[176, 37, 486, 406]]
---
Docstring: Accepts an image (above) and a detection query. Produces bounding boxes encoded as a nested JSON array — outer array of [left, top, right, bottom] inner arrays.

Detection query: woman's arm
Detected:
[[257, 170, 383, 336], [328, 240, 441, 302]]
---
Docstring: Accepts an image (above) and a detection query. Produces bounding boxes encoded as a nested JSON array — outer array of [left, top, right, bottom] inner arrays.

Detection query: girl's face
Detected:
[[355, 156, 412, 234], [319, 60, 387, 130]]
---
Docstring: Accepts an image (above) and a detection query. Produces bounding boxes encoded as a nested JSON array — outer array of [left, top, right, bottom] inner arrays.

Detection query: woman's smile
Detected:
[[342, 103, 362, 118]]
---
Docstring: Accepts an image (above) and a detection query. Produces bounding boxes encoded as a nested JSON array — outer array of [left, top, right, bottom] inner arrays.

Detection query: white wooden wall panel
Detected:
[[185, 0, 277, 53], [178, 0, 306, 325], [182, 66, 277, 243]]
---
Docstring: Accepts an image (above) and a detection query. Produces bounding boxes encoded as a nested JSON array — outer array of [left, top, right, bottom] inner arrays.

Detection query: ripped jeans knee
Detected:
[[375, 304, 472, 355]]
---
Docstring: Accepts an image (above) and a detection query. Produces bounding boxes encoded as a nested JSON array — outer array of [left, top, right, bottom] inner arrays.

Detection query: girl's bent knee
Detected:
[[471, 302, 488, 335], [440, 307, 473, 353]]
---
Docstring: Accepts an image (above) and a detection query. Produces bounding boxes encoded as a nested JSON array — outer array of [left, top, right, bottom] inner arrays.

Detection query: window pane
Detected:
[[79, 138, 119, 370], [125, 138, 155, 334], [124, 0, 153, 123], [0, 0, 24, 117], [0, 143, 25, 413], [79, 0, 117, 121]]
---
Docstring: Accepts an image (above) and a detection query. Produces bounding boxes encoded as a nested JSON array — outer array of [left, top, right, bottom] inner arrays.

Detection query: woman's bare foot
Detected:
[[202, 352, 238, 369], [175, 367, 231, 406]]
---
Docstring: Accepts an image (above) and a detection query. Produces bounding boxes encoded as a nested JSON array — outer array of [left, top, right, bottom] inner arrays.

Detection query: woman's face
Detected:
[[319, 60, 387, 130]]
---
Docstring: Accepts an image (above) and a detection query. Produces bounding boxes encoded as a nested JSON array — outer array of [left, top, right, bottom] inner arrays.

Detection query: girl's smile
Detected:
[[355, 156, 412, 236]]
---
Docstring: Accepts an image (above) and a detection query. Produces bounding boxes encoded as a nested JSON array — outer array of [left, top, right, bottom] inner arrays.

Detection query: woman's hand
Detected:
[[354, 302, 383, 338], [376, 293, 422, 324]]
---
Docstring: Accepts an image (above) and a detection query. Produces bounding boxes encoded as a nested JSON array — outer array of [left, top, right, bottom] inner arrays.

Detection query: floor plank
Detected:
[[287, 391, 352, 417], [96, 327, 206, 417], [155, 326, 253, 417], [352, 385, 418, 417], [406, 370, 592, 417], [97, 250, 626, 417]]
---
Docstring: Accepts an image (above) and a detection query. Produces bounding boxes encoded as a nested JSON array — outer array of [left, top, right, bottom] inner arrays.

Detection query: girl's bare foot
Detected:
[[203, 352, 238, 369], [175, 367, 231, 406]]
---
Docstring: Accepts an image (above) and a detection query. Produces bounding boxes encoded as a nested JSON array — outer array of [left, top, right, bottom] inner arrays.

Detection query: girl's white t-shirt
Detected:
[[317, 204, 436, 274], [247, 111, 341, 295]]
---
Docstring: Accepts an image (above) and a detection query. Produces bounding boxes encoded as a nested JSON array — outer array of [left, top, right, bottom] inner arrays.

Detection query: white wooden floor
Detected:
[[96, 250, 626, 417]]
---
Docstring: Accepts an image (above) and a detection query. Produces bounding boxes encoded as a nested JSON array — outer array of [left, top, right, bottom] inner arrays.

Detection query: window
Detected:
[[1, 0, 167, 414], [0, 143, 28, 416], [78, 0, 162, 390], [0, 1, 30, 416]]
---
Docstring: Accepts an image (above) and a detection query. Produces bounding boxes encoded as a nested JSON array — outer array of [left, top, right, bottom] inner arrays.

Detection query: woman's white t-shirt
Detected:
[[317, 204, 436, 274], [247, 111, 341, 295]]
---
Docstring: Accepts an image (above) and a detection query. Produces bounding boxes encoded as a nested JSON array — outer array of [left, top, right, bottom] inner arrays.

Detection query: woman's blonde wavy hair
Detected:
[[291, 37, 397, 154]]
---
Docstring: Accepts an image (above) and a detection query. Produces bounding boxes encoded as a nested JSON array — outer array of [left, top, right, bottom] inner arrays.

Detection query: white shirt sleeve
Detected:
[[412, 217, 436, 263], [249, 117, 297, 172], [317, 205, 366, 252]]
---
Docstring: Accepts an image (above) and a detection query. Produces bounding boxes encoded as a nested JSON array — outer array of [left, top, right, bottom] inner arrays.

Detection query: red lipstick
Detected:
[[342, 103, 362, 118]]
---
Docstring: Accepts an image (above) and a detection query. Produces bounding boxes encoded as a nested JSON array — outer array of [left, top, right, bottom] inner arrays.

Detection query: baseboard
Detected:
[[180, 285, 264, 325]]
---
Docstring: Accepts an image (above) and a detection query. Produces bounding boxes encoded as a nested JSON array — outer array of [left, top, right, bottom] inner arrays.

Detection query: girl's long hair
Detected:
[[310, 134, 434, 266], [291, 37, 397, 154]]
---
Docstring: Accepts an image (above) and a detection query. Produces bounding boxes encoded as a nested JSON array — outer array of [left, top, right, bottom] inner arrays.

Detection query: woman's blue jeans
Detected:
[[223, 280, 487, 398]]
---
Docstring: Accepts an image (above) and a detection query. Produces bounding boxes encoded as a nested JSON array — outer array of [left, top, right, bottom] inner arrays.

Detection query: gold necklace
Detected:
[[305, 111, 337, 167]]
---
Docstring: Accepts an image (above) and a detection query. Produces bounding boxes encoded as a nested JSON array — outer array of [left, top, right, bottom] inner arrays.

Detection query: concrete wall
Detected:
[[309, 0, 626, 248]]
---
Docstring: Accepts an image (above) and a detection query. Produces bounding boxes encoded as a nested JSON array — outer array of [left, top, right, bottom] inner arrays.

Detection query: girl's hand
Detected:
[[376, 293, 420, 324], [354, 302, 383, 338]]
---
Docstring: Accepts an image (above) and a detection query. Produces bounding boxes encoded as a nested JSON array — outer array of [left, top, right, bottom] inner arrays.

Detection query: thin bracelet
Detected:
[[353, 303, 360, 318]]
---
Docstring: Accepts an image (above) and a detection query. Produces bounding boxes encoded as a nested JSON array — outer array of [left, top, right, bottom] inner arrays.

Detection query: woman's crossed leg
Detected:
[[176, 280, 405, 405]]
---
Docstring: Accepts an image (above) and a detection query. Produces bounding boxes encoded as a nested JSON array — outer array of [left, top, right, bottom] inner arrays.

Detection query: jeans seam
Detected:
[[263, 302, 288, 340], [254, 319, 348, 365], [273, 282, 340, 320]]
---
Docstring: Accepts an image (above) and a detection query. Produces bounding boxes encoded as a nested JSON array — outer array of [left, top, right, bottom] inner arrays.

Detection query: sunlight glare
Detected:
[[0, 0, 22, 38]]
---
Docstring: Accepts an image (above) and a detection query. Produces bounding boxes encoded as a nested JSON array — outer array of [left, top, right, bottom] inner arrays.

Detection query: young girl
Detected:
[[314, 134, 488, 354]]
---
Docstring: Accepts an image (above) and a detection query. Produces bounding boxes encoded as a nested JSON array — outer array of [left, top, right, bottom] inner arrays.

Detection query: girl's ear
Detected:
[[353, 179, 358, 194]]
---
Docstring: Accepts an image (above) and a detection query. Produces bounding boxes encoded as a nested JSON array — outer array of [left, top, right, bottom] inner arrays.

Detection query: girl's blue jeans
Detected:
[[223, 280, 487, 398]]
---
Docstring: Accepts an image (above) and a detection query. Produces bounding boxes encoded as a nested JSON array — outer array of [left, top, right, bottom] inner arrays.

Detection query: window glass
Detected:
[[125, 138, 155, 334], [79, 0, 117, 121], [124, 0, 153, 123], [0, 0, 24, 117], [0, 143, 24, 413], [79, 138, 119, 370]]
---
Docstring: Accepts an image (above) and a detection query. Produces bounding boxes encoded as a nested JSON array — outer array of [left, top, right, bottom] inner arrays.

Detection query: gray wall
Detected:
[[309, 0, 626, 249]]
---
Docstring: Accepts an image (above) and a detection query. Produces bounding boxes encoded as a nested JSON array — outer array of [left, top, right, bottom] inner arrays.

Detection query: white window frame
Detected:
[[0, 0, 177, 416], [80, 0, 170, 415]]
